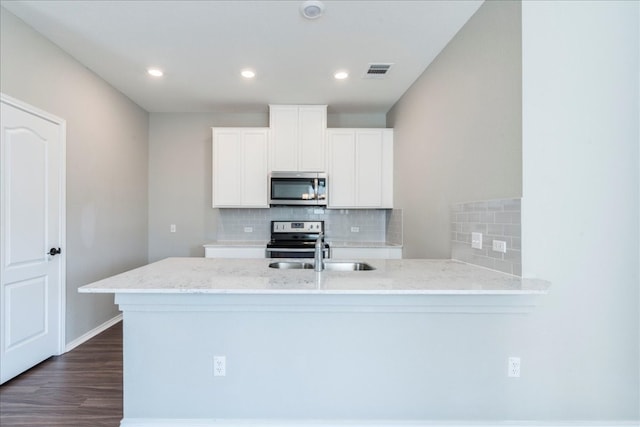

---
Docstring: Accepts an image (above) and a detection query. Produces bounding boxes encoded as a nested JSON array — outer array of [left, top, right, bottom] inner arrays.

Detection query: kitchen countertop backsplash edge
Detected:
[[203, 240, 402, 248]]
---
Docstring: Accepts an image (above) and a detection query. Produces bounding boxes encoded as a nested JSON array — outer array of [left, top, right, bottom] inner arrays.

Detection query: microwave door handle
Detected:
[[313, 178, 318, 200]]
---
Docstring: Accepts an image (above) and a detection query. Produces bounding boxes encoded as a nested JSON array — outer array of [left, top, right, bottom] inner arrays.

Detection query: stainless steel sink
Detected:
[[323, 262, 375, 271], [268, 261, 375, 271], [268, 261, 314, 269]]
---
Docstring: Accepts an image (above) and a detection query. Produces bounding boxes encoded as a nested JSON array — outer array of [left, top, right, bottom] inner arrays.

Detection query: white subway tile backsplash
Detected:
[[487, 200, 505, 211], [451, 198, 522, 276], [487, 224, 504, 235], [504, 224, 521, 237], [216, 207, 403, 245], [503, 199, 521, 211], [511, 237, 521, 250], [494, 211, 514, 223]]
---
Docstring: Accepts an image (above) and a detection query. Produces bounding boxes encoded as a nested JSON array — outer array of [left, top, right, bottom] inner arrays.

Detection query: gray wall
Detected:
[[388, 0, 638, 420], [387, 0, 522, 258], [148, 113, 266, 262], [0, 9, 149, 342], [120, 294, 551, 421], [520, 0, 639, 419], [148, 113, 386, 262]]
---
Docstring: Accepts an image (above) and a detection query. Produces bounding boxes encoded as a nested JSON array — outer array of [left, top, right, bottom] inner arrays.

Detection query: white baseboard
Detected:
[[65, 313, 122, 352], [119, 419, 640, 427]]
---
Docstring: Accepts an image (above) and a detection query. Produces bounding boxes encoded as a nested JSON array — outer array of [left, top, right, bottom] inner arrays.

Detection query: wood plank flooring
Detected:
[[0, 322, 123, 427]]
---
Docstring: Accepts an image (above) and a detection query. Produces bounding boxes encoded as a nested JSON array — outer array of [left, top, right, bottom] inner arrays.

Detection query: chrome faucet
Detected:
[[314, 231, 324, 272]]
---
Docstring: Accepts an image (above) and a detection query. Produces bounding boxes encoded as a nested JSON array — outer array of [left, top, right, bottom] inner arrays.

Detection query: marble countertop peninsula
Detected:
[[79, 257, 549, 295]]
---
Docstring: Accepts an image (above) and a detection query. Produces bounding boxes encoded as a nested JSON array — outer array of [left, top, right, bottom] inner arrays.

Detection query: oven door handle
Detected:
[[266, 248, 316, 253]]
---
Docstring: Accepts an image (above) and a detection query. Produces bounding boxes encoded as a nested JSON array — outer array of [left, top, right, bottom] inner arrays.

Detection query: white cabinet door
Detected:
[[327, 130, 356, 207], [298, 106, 326, 171], [269, 105, 326, 172], [241, 130, 269, 206], [212, 128, 268, 208], [213, 129, 242, 206], [269, 106, 298, 171], [355, 131, 384, 207], [328, 128, 393, 208]]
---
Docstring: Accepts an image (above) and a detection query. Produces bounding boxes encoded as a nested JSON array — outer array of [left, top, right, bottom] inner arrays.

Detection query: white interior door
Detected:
[[0, 95, 66, 384]]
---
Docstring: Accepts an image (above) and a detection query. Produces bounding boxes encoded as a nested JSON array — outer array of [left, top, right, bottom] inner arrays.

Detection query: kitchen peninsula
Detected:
[[80, 257, 549, 426]]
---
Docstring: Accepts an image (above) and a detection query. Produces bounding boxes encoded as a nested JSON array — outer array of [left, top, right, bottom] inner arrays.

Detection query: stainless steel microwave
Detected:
[[269, 172, 327, 206]]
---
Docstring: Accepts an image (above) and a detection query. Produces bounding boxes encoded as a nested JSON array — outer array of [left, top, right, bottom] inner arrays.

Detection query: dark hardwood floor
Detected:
[[0, 322, 123, 427]]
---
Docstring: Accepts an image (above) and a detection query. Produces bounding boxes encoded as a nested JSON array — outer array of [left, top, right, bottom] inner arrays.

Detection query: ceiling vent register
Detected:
[[363, 63, 393, 79]]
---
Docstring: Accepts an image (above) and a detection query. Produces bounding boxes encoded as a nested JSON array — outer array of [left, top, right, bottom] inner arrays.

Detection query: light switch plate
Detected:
[[471, 232, 482, 249]]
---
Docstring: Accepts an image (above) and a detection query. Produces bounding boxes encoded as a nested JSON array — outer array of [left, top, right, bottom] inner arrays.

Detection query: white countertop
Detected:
[[203, 241, 267, 247], [328, 241, 402, 248], [79, 257, 549, 295]]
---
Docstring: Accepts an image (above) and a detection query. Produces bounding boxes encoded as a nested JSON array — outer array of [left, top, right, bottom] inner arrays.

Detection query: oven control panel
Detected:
[[271, 221, 324, 233]]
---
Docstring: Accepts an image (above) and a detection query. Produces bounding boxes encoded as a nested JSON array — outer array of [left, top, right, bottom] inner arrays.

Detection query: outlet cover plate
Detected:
[[492, 240, 507, 253], [214, 356, 226, 377], [508, 357, 520, 378]]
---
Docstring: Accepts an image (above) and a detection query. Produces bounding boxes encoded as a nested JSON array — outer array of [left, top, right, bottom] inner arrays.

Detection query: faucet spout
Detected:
[[314, 232, 324, 272]]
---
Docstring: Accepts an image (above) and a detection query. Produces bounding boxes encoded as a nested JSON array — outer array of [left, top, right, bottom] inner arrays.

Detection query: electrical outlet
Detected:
[[350, 226, 360, 233], [493, 240, 507, 253], [244, 226, 253, 233], [471, 232, 483, 249], [508, 357, 520, 378], [170, 224, 176, 233], [213, 356, 226, 377]]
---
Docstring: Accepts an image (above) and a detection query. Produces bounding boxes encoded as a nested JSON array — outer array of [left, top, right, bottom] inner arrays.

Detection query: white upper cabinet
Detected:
[[269, 105, 327, 172], [327, 128, 393, 209], [212, 128, 269, 208]]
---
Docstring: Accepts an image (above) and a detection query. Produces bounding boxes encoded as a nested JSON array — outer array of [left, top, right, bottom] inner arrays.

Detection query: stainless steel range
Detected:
[[266, 221, 330, 259]]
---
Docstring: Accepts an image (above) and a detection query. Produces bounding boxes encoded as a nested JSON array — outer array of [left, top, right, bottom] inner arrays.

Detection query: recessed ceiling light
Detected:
[[334, 71, 349, 80], [300, 0, 324, 19], [241, 69, 256, 79], [147, 68, 164, 77]]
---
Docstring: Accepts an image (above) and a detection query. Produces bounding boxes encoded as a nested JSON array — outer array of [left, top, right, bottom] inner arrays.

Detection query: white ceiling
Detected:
[[2, 0, 483, 114]]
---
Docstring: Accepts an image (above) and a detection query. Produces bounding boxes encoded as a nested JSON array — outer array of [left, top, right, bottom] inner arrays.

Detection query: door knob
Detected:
[[48, 247, 62, 256]]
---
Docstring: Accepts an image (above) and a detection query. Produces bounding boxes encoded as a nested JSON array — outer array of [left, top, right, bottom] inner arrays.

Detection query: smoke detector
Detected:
[[300, 1, 324, 20]]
